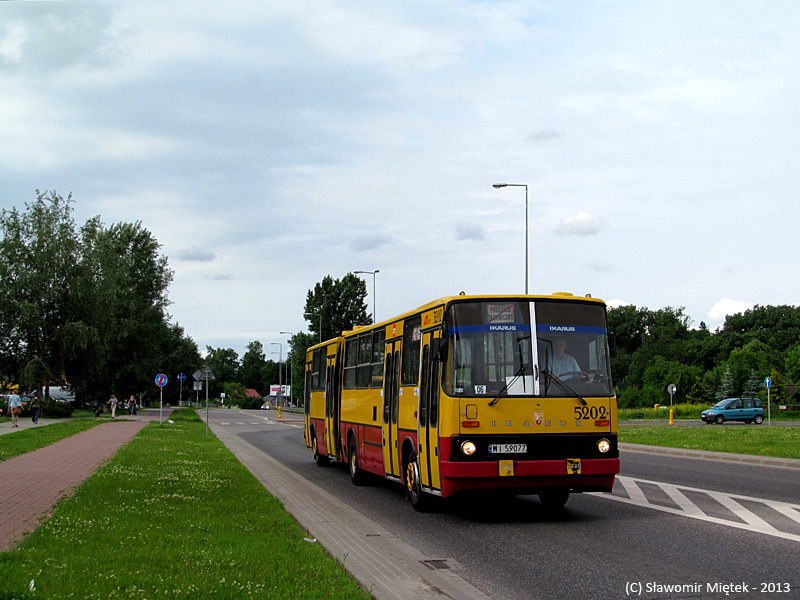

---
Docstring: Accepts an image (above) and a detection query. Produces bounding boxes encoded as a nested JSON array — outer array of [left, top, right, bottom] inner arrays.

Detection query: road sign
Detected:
[[155, 373, 168, 387], [177, 373, 186, 382], [765, 377, 772, 389]]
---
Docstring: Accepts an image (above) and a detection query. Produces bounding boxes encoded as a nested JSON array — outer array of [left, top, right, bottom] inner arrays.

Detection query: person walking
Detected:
[[30, 392, 41, 424], [108, 394, 118, 418], [7, 391, 23, 428], [128, 395, 136, 416]]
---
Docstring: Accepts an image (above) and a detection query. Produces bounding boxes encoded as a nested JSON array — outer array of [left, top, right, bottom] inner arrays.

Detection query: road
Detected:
[[219, 410, 799, 599]]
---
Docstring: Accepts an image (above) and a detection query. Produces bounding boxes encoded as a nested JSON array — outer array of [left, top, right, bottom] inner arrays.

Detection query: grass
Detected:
[[620, 424, 800, 459], [0, 420, 102, 461], [0, 413, 371, 599]]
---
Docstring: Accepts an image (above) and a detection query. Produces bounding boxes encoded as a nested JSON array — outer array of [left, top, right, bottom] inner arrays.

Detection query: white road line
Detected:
[[594, 476, 800, 543]]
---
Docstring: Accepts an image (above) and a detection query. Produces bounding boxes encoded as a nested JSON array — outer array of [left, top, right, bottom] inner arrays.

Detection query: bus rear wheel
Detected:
[[312, 436, 329, 467], [348, 439, 365, 485]]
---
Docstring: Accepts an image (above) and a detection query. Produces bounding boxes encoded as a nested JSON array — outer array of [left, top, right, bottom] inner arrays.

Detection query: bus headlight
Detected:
[[461, 440, 477, 456], [597, 438, 611, 454]]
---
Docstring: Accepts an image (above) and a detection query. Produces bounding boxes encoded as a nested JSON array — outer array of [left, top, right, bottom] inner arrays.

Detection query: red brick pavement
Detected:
[[0, 420, 148, 552]]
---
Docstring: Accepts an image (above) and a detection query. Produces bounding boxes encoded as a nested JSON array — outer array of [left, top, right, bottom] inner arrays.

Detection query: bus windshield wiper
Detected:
[[489, 335, 529, 407], [541, 369, 588, 406]]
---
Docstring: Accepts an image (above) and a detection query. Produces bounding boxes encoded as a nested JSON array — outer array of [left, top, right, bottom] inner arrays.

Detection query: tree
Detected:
[[204, 347, 240, 396], [286, 331, 315, 405], [0, 191, 82, 394], [304, 273, 370, 342], [240, 341, 267, 391], [716, 366, 734, 401]]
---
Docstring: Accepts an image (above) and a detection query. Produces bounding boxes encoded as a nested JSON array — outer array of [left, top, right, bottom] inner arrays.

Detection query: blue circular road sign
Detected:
[[177, 372, 187, 382], [764, 377, 772, 389], [155, 373, 168, 387]]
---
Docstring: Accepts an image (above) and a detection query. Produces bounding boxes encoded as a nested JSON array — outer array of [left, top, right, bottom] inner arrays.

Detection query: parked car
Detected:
[[701, 397, 764, 424], [260, 404, 271, 410]]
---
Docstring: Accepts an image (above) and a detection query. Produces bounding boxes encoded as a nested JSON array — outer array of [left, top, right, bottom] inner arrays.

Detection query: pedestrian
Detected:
[[128, 395, 136, 416], [30, 392, 41, 424], [108, 393, 118, 418], [7, 390, 23, 428]]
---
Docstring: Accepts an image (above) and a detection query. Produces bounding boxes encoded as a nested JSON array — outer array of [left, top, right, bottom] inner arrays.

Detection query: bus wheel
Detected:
[[312, 436, 329, 467], [348, 439, 365, 486], [538, 489, 570, 508], [405, 452, 432, 512]]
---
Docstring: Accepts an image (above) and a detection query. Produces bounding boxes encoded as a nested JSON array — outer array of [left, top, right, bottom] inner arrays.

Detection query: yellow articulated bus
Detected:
[[304, 293, 619, 511]]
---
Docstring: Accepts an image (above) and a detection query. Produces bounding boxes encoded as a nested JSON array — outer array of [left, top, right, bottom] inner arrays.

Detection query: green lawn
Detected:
[[0, 413, 371, 599], [620, 424, 800, 459]]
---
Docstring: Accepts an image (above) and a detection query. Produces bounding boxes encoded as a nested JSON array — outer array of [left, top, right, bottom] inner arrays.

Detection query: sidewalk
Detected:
[[0, 416, 152, 552]]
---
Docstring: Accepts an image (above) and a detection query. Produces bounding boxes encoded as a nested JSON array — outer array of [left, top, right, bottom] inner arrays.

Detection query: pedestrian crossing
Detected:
[[593, 476, 800, 543]]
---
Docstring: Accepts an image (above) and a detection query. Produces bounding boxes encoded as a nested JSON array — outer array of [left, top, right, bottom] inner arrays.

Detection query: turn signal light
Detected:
[[462, 420, 480, 428], [595, 419, 610, 426]]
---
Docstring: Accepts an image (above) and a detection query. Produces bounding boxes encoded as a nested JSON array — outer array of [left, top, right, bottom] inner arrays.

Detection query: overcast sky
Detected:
[[2, 1, 798, 360]]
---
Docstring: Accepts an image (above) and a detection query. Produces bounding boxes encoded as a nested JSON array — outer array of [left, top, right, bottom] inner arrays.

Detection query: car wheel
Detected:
[[714, 415, 725, 424], [348, 439, 365, 485], [753, 414, 764, 424]]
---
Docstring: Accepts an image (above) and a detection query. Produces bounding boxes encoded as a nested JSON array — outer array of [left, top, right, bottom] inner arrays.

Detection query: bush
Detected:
[[45, 402, 74, 418]]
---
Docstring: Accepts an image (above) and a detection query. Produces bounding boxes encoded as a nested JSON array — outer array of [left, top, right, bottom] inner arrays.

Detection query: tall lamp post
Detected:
[[304, 311, 321, 343], [354, 269, 379, 323], [270, 342, 282, 406], [280, 331, 293, 404], [493, 183, 529, 294]]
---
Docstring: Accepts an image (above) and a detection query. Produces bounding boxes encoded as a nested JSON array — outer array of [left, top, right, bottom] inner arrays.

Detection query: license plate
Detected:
[[488, 444, 527, 454]]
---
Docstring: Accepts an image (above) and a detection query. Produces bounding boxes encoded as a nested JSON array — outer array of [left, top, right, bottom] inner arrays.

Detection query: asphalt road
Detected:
[[234, 412, 799, 600]]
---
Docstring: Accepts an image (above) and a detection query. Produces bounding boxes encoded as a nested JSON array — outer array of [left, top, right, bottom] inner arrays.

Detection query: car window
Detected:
[[727, 399, 741, 409]]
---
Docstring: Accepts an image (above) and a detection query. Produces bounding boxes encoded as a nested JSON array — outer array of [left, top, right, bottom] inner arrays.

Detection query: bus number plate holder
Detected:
[[498, 460, 514, 477], [566, 458, 582, 474]]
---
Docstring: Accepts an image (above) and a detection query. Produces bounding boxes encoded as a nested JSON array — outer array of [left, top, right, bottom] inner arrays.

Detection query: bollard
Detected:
[[669, 409, 674, 425], [278, 406, 282, 418]]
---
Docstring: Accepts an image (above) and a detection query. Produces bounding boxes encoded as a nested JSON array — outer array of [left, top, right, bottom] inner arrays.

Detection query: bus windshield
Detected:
[[443, 299, 613, 398]]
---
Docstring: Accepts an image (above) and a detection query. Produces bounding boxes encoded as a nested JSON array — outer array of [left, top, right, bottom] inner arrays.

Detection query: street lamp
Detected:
[[354, 270, 379, 323], [280, 331, 293, 404], [304, 312, 321, 343], [271, 342, 282, 406], [493, 183, 529, 294]]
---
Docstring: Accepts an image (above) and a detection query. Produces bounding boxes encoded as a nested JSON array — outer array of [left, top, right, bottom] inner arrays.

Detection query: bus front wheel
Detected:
[[538, 489, 570, 508], [405, 452, 433, 512], [312, 435, 329, 467]]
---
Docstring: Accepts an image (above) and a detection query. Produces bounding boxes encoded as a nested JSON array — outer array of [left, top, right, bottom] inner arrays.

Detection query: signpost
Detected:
[[765, 376, 772, 425], [155, 373, 168, 424]]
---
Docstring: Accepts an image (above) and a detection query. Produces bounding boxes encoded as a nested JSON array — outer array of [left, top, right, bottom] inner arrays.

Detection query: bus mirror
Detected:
[[608, 333, 617, 358]]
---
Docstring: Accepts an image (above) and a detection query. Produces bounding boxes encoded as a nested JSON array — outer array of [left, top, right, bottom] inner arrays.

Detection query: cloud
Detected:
[[526, 128, 562, 143], [583, 259, 618, 272], [455, 222, 486, 241], [209, 273, 234, 281], [176, 246, 216, 262], [606, 299, 632, 309], [350, 234, 392, 252], [557, 212, 601, 235], [707, 298, 754, 324]]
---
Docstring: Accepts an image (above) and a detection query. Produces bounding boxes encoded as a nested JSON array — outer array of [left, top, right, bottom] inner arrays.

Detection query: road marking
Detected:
[[593, 476, 800, 543]]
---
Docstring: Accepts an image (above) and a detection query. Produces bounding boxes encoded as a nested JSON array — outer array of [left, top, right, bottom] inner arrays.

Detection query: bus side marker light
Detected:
[[595, 419, 610, 427]]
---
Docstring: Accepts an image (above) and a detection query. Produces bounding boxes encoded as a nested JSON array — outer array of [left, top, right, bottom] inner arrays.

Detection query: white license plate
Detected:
[[488, 444, 527, 454]]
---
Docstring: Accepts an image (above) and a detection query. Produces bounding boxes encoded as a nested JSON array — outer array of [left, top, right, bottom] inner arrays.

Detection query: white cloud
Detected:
[[557, 212, 602, 235], [707, 298, 755, 325]]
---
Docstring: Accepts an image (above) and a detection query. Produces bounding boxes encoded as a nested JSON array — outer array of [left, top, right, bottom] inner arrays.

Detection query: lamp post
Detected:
[[304, 311, 321, 343], [493, 183, 529, 294], [271, 342, 282, 406], [280, 331, 293, 404], [354, 269, 379, 323]]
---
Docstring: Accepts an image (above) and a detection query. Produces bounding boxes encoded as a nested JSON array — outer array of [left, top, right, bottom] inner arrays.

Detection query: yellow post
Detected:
[[669, 409, 674, 425], [278, 406, 282, 418]]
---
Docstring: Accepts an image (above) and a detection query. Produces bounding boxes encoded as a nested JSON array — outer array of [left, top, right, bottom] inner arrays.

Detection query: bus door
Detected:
[[324, 349, 341, 460], [382, 336, 402, 479], [418, 330, 442, 492]]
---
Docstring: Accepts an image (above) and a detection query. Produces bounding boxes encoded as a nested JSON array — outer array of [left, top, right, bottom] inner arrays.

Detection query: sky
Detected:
[[2, 1, 799, 360]]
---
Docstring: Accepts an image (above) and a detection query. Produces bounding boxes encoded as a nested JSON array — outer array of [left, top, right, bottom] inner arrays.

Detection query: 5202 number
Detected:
[[574, 405, 608, 420]]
